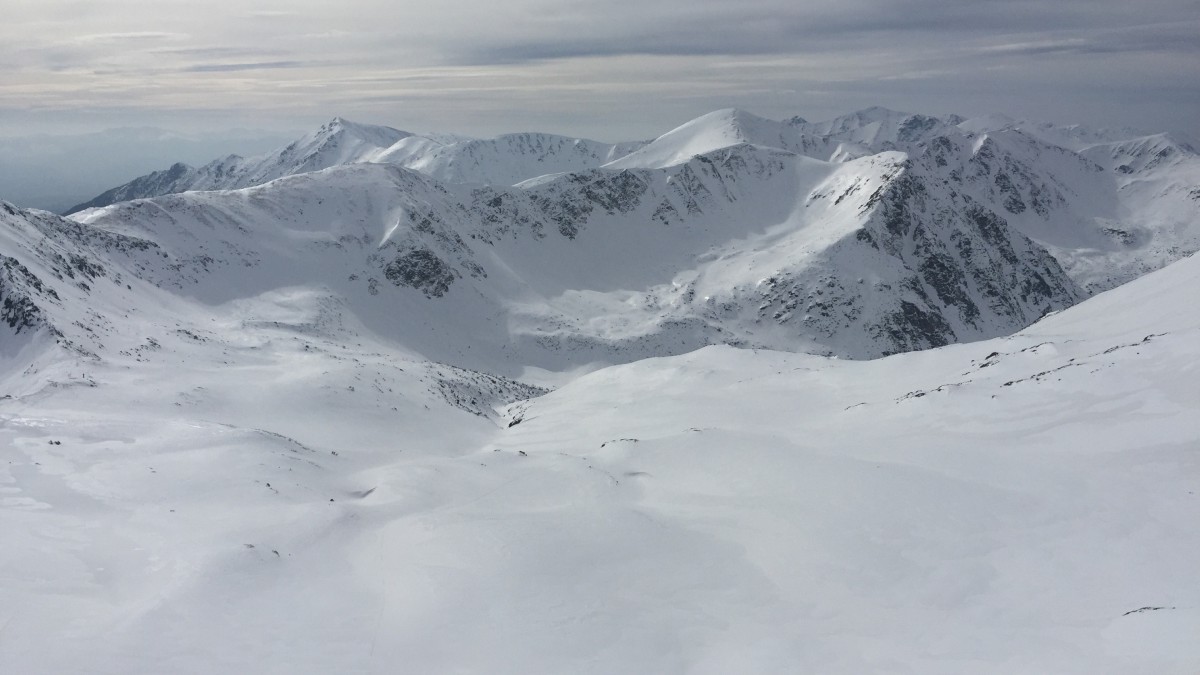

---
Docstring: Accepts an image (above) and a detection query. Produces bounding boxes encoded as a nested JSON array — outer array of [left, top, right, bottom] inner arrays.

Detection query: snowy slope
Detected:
[[606, 107, 960, 171], [482, 253, 1200, 674], [397, 133, 646, 185], [603, 108, 810, 169], [0, 190, 504, 419], [1071, 134, 1200, 288], [1, 191, 1195, 675]]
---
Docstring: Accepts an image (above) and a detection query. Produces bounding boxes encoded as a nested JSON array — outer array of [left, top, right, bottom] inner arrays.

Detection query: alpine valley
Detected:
[[2, 106, 1198, 674]]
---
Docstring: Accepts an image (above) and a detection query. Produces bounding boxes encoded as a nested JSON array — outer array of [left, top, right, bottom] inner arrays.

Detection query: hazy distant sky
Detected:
[[2, 0, 1198, 141]]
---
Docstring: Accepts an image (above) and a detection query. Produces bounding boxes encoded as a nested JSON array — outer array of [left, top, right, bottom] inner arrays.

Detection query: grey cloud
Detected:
[[1, 0, 1197, 144], [151, 47, 285, 59], [184, 61, 308, 73], [72, 32, 187, 43], [979, 21, 1200, 56], [451, 1, 1195, 65]]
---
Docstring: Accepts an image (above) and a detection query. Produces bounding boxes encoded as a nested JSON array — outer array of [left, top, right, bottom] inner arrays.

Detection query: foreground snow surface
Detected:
[[2, 255, 1199, 674]]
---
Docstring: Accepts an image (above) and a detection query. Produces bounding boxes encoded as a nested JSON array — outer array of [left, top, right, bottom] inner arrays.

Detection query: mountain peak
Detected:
[[312, 116, 411, 147], [700, 107, 775, 128], [604, 108, 797, 169]]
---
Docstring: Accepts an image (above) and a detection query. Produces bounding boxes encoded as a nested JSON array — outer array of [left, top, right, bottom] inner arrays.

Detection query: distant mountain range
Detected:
[[6, 106, 1179, 371], [65, 117, 649, 214]]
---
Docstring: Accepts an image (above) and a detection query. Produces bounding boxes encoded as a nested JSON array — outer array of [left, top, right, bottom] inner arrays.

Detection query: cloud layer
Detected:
[[2, 0, 1197, 140]]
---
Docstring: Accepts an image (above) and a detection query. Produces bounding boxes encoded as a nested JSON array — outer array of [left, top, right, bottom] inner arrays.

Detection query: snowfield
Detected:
[[1, 106, 1198, 674], [2, 249, 1197, 674]]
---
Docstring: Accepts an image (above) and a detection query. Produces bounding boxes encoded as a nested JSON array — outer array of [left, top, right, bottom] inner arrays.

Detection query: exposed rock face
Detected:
[[0, 254, 52, 334], [384, 249, 458, 298]]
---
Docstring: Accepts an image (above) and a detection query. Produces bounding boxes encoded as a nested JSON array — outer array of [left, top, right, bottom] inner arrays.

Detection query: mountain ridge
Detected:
[[65, 107, 1198, 301], [7, 106, 1193, 375], [12, 138, 1078, 376]]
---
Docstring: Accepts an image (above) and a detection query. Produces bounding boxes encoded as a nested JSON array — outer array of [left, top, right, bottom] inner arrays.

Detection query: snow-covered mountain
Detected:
[[0, 198, 545, 417], [3, 185, 1196, 671], [603, 107, 954, 170], [3, 105, 1199, 672], [66, 119, 646, 213], [396, 133, 646, 186], [646, 109, 1199, 287], [66, 118, 414, 213], [68, 107, 1200, 299], [50, 146, 1075, 370]]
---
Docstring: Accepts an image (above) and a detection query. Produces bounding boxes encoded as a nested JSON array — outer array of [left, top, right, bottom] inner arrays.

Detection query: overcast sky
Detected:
[[2, 0, 1198, 142]]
